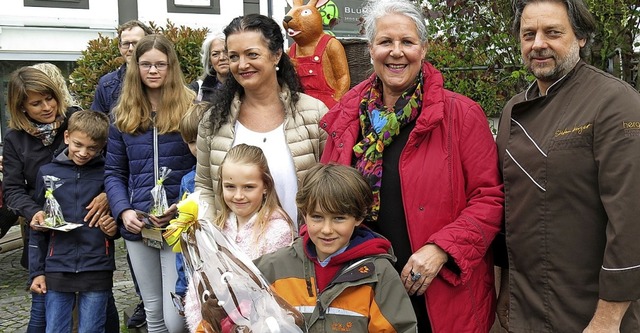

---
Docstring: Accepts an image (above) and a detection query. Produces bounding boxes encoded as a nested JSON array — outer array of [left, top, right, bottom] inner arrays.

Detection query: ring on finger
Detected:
[[410, 270, 422, 282]]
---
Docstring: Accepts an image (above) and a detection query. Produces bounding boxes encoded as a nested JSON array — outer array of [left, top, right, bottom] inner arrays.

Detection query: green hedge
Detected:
[[70, 20, 208, 109]]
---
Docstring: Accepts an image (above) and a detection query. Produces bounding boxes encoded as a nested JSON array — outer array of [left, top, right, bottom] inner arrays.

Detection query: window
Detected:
[[244, 0, 260, 15], [167, 0, 220, 14], [24, 0, 89, 9]]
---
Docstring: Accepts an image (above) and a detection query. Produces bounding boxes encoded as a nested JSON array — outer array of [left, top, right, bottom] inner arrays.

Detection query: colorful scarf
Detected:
[[353, 74, 423, 220], [25, 115, 64, 146]]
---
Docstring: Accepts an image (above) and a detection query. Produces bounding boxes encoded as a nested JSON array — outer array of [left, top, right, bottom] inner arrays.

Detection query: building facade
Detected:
[[0, 0, 288, 137], [0, 0, 367, 138]]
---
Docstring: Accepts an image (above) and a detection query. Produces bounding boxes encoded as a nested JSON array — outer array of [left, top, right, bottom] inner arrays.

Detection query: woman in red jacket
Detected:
[[320, 0, 504, 331]]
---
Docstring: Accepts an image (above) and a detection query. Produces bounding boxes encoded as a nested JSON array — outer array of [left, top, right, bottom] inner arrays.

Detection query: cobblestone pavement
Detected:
[[0, 227, 139, 333]]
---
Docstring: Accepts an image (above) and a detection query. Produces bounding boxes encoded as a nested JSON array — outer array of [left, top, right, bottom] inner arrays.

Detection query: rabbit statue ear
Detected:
[[315, 0, 330, 8], [289, 0, 302, 7]]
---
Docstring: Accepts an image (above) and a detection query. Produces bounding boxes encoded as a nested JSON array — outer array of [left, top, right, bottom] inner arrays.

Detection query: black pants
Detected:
[[0, 204, 18, 239], [411, 293, 432, 332]]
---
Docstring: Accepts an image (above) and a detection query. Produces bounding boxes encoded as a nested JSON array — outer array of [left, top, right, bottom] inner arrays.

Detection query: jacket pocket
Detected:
[[549, 135, 592, 151]]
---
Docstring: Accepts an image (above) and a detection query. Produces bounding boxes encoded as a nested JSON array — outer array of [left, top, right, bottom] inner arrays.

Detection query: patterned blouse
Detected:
[[222, 211, 295, 259]]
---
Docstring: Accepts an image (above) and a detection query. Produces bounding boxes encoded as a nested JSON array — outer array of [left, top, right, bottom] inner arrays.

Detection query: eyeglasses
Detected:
[[119, 41, 137, 49], [138, 62, 169, 71]]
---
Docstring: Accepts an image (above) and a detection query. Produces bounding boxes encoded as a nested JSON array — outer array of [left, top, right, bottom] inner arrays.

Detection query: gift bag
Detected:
[[174, 192, 306, 332], [43, 175, 66, 227], [150, 166, 171, 216]]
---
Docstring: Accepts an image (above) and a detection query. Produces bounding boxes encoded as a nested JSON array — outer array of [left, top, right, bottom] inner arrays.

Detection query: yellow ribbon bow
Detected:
[[162, 193, 199, 253]]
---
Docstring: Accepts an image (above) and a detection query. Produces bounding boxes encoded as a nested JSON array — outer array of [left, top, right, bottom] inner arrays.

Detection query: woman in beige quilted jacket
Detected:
[[195, 14, 327, 227]]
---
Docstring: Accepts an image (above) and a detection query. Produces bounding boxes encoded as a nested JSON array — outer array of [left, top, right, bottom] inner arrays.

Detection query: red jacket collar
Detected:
[[320, 61, 446, 141]]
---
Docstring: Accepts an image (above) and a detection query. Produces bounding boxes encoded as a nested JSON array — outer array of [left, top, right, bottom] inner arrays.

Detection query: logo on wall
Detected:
[[319, 0, 366, 37]]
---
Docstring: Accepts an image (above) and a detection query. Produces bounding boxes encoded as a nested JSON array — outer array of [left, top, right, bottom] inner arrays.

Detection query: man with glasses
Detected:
[[91, 20, 153, 330], [91, 20, 153, 114]]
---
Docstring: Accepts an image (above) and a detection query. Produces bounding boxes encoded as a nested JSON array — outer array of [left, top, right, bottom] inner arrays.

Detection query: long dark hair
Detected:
[[203, 14, 303, 136]]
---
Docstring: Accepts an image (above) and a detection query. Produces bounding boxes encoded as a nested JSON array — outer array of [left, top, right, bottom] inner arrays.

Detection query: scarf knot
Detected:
[[25, 115, 64, 146]]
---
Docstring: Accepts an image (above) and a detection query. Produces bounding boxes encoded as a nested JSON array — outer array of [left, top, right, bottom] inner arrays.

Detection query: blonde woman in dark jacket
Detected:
[[4, 66, 115, 332]]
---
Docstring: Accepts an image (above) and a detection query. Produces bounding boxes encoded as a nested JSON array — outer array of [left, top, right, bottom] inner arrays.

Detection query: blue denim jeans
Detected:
[[27, 290, 118, 332], [175, 253, 187, 297], [26, 292, 46, 333], [45, 290, 109, 333]]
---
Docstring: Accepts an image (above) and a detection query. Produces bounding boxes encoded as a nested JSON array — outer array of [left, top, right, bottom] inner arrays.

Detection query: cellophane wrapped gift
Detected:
[[169, 191, 306, 333], [150, 166, 171, 216], [42, 175, 66, 227]]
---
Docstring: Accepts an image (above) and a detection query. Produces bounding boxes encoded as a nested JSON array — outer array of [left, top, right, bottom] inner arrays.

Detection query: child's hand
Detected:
[[99, 215, 117, 237], [30, 211, 48, 231], [30, 275, 47, 294], [85, 192, 109, 227], [148, 203, 177, 228], [122, 209, 144, 234]]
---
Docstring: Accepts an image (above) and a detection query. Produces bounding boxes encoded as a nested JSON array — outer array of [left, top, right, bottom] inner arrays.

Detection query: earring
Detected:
[[275, 65, 280, 71], [370, 58, 373, 65]]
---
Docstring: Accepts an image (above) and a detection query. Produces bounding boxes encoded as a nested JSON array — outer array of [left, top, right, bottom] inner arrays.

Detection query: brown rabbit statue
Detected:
[[283, 0, 350, 108]]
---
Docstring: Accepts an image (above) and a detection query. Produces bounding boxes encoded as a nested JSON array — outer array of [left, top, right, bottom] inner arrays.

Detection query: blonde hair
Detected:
[[296, 163, 373, 220], [30, 63, 79, 108], [112, 34, 196, 134], [215, 144, 294, 239], [67, 110, 110, 147], [7, 67, 69, 131], [179, 101, 210, 143]]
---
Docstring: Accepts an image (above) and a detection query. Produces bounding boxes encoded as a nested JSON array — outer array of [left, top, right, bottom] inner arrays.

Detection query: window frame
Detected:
[[24, 0, 89, 9], [167, 0, 220, 14]]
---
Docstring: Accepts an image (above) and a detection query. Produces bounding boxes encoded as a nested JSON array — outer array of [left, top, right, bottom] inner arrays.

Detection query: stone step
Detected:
[[0, 226, 22, 254]]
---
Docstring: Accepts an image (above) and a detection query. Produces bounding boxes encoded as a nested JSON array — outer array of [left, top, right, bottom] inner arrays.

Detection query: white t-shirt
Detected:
[[233, 121, 299, 228]]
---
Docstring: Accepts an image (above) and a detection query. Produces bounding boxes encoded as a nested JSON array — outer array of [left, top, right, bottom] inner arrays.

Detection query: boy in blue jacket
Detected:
[[29, 110, 118, 333]]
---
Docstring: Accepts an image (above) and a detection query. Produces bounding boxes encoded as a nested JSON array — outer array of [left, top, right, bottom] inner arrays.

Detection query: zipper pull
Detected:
[[317, 298, 325, 320]]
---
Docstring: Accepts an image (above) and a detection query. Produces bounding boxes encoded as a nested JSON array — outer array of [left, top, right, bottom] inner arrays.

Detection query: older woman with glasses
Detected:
[[104, 34, 195, 333], [188, 32, 229, 101]]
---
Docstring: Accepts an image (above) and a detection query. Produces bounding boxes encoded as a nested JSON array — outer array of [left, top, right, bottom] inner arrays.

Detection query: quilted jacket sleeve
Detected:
[[104, 125, 132, 222], [427, 100, 504, 286], [194, 111, 216, 220], [317, 100, 329, 155], [91, 76, 109, 113]]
